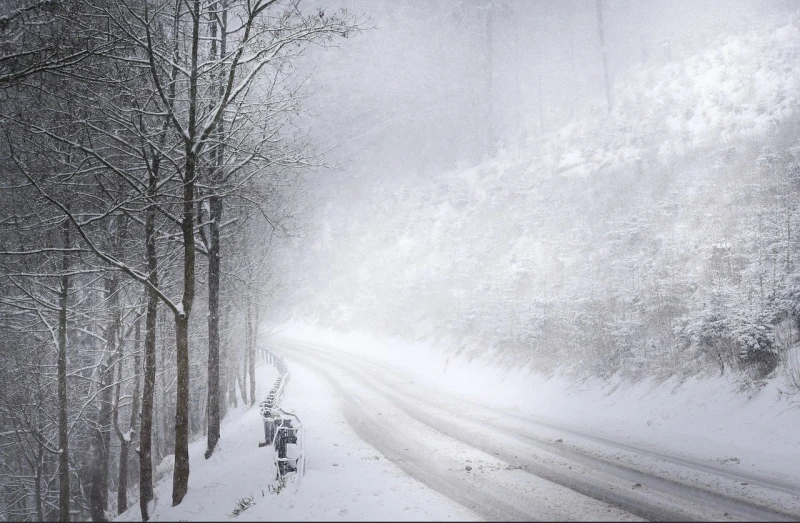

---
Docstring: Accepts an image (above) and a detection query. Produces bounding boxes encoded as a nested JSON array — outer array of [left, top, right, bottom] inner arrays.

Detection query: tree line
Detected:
[[0, 0, 358, 521]]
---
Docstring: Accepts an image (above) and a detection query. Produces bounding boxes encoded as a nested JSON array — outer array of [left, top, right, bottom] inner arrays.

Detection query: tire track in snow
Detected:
[[278, 339, 800, 522], [288, 351, 641, 521]]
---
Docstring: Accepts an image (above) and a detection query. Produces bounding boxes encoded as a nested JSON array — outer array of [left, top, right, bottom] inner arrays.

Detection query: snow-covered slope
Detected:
[[287, 9, 800, 384], [540, 13, 800, 177]]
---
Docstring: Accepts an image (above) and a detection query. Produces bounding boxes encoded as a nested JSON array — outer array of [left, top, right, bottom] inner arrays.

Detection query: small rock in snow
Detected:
[[632, 483, 642, 489], [555, 438, 563, 444], [465, 465, 472, 471]]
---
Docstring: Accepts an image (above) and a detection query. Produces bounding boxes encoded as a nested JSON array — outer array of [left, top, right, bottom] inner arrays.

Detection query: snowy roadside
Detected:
[[272, 323, 800, 486], [115, 352, 477, 522], [265, 360, 478, 521], [114, 363, 280, 522]]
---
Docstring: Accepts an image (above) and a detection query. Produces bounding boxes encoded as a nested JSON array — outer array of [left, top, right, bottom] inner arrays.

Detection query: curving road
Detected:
[[273, 338, 800, 521]]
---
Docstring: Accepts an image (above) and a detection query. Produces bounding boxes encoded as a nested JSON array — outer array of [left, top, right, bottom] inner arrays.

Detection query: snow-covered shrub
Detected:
[[730, 308, 779, 380], [677, 305, 734, 375], [785, 275, 800, 333], [230, 496, 255, 517]]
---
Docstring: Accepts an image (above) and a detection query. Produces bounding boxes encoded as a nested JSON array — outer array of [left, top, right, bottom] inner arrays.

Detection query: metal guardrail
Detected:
[[258, 349, 304, 485], [273, 409, 305, 481], [259, 351, 289, 415]]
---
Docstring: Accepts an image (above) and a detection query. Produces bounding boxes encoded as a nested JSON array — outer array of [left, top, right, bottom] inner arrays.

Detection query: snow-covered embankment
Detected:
[[116, 345, 476, 521]]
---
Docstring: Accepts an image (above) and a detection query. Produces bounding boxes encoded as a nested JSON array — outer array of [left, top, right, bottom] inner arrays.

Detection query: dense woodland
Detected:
[[0, 0, 357, 520]]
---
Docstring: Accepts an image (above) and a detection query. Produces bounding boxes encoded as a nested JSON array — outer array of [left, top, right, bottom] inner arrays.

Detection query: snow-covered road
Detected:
[[276, 339, 800, 522]]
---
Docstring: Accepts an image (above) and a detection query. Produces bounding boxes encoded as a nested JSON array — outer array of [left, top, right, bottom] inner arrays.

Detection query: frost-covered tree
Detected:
[[1, 0, 360, 519]]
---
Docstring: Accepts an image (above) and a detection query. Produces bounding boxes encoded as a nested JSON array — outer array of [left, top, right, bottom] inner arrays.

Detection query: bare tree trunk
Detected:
[[171, 0, 200, 504], [242, 296, 254, 405], [221, 303, 231, 416], [205, 0, 226, 460], [172, 101, 198, 511], [115, 385, 132, 514], [484, 6, 494, 157], [114, 309, 140, 514], [172, 312, 192, 505], [229, 367, 238, 408], [172, 164, 197, 501], [90, 365, 112, 522], [58, 217, 71, 523], [91, 275, 117, 522], [158, 338, 171, 461], [248, 291, 257, 405], [240, 341, 248, 405], [139, 169, 159, 522], [248, 320, 256, 407], [205, 191, 222, 457], [35, 438, 43, 522], [596, 0, 612, 113], [116, 431, 130, 513], [228, 324, 238, 409]]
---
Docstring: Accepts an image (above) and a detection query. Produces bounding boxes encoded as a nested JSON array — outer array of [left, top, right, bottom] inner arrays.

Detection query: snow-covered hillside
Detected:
[[287, 9, 800, 385], [541, 12, 800, 177]]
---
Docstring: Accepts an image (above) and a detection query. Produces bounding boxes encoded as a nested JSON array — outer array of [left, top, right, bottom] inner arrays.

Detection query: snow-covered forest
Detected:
[[2, 0, 800, 521], [0, 0, 359, 520], [281, 0, 800, 384]]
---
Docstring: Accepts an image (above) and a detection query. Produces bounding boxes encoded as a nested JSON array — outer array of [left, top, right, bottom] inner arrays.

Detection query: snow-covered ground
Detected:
[[113, 322, 800, 521], [270, 332, 800, 520], [115, 348, 477, 522], [274, 322, 800, 486]]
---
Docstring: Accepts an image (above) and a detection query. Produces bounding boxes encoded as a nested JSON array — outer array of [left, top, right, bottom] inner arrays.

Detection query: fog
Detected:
[[4, 1, 800, 519], [274, 0, 800, 382], [296, 0, 790, 174]]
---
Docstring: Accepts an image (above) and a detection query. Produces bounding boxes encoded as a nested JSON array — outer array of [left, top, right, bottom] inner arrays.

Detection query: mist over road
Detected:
[[275, 339, 800, 522]]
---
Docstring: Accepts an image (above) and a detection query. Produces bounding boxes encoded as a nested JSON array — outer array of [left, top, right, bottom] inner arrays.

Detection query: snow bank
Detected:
[[115, 363, 280, 522], [273, 322, 800, 484], [115, 355, 476, 522]]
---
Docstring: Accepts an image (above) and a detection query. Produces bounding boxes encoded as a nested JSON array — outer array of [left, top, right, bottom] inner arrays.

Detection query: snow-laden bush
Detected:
[[730, 308, 779, 380], [785, 275, 800, 332], [229, 496, 255, 517]]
